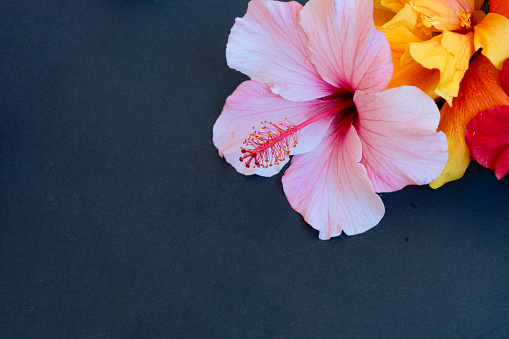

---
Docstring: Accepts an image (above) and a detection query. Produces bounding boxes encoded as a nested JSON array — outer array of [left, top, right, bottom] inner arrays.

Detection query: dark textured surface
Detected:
[[1, 0, 509, 337]]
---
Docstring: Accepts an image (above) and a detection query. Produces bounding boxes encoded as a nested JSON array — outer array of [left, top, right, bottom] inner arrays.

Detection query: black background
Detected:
[[1, 0, 509, 337]]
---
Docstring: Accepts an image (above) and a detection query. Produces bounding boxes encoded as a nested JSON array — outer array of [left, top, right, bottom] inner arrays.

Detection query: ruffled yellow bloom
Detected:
[[376, 0, 509, 187]]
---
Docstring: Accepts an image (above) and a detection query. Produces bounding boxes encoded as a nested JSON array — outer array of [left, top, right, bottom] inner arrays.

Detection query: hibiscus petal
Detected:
[[282, 114, 385, 239], [430, 55, 509, 188], [378, 7, 440, 98], [388, 60, 440, 99], [407, 31, 475, 105], [502, 59, 509, 95], [494, 148, 509, 180], [226, 0, 335, 102], [441, 31, 475, 70], [466, 105, 509, 180], [473, 13, 509, 70], [354, 87, 448, 193], [213, 81, 342, 177], [299, 0, 393, 93], [490, 0, 509, 19], [381, 0, 406, 13], [372, 0, 395, 26]]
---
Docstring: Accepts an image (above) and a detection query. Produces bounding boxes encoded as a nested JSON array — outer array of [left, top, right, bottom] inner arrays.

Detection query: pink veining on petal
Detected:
[[466, 105, 509, 180], [282, 114, 385, 239], [354, 87, 449, 192], [226, 0, 336, 102], [299, 0, 393, 93]]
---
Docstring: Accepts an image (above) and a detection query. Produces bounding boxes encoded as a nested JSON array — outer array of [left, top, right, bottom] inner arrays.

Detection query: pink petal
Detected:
[[354, 87, 449, 192], [299, 0, 393, 93], [226, 0, 336, 102], [466, 105, 509, 180], [282, 115, 385, 239], [213, 81, 343, 177], [501, 58, 509, 95]]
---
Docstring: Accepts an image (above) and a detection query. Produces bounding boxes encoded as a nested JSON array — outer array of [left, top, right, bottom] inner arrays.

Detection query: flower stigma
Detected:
[[239, 104, 352, 168], [240, 119, 298, 168]]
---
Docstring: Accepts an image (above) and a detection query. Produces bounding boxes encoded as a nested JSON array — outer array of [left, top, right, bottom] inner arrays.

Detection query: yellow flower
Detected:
[[379, 0, 509, 105], [376, 0, 509, 187]]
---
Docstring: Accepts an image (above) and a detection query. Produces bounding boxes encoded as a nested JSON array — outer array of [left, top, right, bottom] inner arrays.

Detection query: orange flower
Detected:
[[376, 0, 509, 187]]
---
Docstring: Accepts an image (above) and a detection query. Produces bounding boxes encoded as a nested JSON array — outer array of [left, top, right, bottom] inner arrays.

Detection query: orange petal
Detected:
[[490, 0, 509, 19], [387, 60, 440, 99], [430, 54, 509, 188], [374, 8, 396, 26], [373, 0, 396, 26], [381, 0, 407, 13], [379, 6, 439, 97]]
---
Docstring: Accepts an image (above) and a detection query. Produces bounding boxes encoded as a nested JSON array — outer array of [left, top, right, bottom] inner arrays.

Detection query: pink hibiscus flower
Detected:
[[213, 0, 448, 240], [466, 59, 509, 180]]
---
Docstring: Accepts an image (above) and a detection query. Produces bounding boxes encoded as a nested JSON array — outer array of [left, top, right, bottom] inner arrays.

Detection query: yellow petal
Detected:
[[406, 35, 448, 70], [383, 26, 422, 61], [441, 31, 475, 70], [474, 13, 509, 69], [430, 55, 509, 188], [408, 31, 475, 105], [406, 35, 455, 103], [379, 8, 439, 98], [434, 68, 464, 106], [380, 3, 432, 41]]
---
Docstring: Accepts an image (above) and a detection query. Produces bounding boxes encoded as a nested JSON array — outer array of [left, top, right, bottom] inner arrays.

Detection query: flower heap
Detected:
[[213, 0, 448, 239], [375, 0, 509, 186]]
